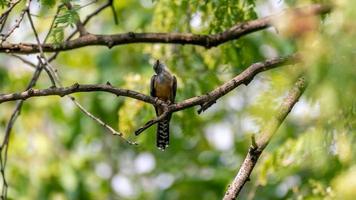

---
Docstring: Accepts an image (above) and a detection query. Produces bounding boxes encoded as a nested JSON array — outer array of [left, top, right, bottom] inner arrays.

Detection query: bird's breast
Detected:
[[155, 81, 172, 101]]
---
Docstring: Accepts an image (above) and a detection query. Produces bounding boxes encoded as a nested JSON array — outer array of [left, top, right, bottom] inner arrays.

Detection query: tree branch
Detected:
[[0, 83, 162, 105], [222, 76, 307, 200], [43, 4, 64, 44], [0, 54, 298, 137], [69, 96, 137, 145], [171, 55, 298, 112], [134, 110, 169, 136], [82, 0, 112, 26], [0, 4, 331, 54], [109, 0, 118, 25], [26, 10, 57, 86], [0, 55, 296, 106]]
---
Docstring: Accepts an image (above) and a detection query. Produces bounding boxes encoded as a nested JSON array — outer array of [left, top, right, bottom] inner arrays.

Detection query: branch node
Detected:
[[154, 97, 162, 106], [248, 147, 261, 162], [243, 77, 253, 86], [73, 82, 80, 89], [205, 36, 211, 49], [128, 32, 135, 38], [107, 40, 114, 49], [135, 110, 170, 136], [106, 81, 112, 86], [198, 99, 217, 114], [27, 88, 34, 95], [251, 134, 258, 149]]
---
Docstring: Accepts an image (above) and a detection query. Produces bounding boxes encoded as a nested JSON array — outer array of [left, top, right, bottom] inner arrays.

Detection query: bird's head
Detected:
[[153, 60, 165, 74]]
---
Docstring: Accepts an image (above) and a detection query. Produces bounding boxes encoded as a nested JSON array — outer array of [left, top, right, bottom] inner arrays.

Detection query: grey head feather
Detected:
[[153, 60, 166, 74]]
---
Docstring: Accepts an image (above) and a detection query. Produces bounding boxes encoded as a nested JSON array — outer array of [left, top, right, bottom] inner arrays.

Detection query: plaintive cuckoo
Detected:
[[150, 60, 177, 150]]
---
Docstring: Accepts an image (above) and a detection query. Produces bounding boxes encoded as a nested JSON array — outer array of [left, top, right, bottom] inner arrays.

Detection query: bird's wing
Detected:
[[150, 75, 159, 115], [150, 75, 157, 97], [171, 75, 177, 103]]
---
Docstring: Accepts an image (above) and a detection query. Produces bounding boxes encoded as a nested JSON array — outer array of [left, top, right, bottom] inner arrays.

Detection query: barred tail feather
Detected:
[[156, 119, 170, 150]]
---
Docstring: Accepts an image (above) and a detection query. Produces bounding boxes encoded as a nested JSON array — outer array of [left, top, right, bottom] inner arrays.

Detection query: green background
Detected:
[[0, 0, 355, 199]]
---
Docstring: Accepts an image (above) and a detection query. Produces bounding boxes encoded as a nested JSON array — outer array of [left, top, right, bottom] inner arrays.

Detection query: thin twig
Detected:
[[76, 0, 98, 10], [82, 0, 112, 25], [26, 10, 57, 86], [0, 0, 22, 23], [71, 97, 137, 145], [0, 0, 23, 34], [1, 7, 28, 43], [36, 56, 56, 86], [10, 54, 36, 68], [134, 110, 169, 136], [0, 1, 33, 198], [0, 63, 43, 200], [0, 13, 9, 33], [0, 2, 115, 198], [43, 4, 65, 44], [27, 5, 135, 145], [109, 0, 118, 25]]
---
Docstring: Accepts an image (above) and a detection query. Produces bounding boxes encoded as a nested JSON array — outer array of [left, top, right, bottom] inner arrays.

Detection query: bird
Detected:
[[150, 60, 177, 150]]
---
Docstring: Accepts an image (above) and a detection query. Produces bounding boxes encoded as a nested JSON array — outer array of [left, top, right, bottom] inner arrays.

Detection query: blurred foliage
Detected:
[[0, 0, 355, 199], [0, 0, 7, 9]]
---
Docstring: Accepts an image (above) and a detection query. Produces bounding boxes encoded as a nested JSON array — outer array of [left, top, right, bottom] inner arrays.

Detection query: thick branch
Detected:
[[223, 77, 307, 200], [170, 55, 297, 112], [0, 4, 331, 54], [0, 83, 160, 105]]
